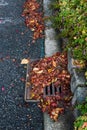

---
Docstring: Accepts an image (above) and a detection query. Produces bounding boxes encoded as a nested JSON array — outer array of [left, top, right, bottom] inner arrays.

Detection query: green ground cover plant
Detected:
[[74, 97, 87, 130], [49, 0, 87, 62]]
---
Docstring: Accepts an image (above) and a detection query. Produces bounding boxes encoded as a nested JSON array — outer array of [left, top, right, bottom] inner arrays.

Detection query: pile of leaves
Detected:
[[29, 52, 73, 121], [22, 0, 44, 41]]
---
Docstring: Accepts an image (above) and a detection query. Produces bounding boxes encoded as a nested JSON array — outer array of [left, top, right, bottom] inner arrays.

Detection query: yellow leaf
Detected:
[[48, 69, 52, 73], [82, 30, 86, 34], [85, 71, 87, 77]]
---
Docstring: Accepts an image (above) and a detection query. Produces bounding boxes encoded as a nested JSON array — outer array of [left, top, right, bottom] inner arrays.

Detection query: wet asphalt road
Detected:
[[0, 0, 44, 130]]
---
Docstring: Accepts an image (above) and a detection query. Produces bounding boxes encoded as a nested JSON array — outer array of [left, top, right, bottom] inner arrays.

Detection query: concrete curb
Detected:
[[43, 0, 74, 130]]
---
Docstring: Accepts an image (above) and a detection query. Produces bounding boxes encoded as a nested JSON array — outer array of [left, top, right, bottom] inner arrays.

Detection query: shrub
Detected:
[[50, 0, 87, 62]]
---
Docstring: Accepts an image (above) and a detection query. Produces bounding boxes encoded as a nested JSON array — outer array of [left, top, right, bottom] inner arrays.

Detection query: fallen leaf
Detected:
[[33, 67, 39, 71], [20, 77, 25, 82], [52, 60, 57, 67], [82, 122, 87, 128], [35, 70, 43, 74], [12, 59, 16, 62], [1, 86, 5, 91], [21, 58, 29, 64]]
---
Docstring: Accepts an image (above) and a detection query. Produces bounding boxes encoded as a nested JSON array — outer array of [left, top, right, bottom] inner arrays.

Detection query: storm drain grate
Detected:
[[44, 84, 61, 97], [25, 60, 62, 102]]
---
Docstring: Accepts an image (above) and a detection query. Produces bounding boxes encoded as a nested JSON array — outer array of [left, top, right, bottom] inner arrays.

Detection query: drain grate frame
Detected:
[[25, 59, 62, 102], [25, 59, 40, 102]]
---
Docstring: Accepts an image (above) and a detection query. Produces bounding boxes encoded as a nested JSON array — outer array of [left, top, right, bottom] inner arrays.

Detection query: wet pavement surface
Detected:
[[0, 0, 44, 130]]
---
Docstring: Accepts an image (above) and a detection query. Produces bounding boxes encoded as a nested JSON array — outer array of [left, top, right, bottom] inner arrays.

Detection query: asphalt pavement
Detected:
[[0, 0, 44, 130]]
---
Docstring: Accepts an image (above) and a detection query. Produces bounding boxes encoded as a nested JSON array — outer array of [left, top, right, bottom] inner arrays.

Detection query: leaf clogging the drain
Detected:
[[28, 52, 73, 121]]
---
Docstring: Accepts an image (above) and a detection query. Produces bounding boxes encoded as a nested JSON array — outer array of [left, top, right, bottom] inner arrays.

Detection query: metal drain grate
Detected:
[[44, 83, 61, 97], [25, 59, 62, 102]]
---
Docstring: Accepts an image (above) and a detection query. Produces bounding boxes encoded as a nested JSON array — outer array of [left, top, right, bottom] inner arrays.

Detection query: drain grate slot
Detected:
[[45, 86, 48, 95], [50, 84, 53, 95], [59, 86, 61, 93], [44, 84, 61, 97]]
